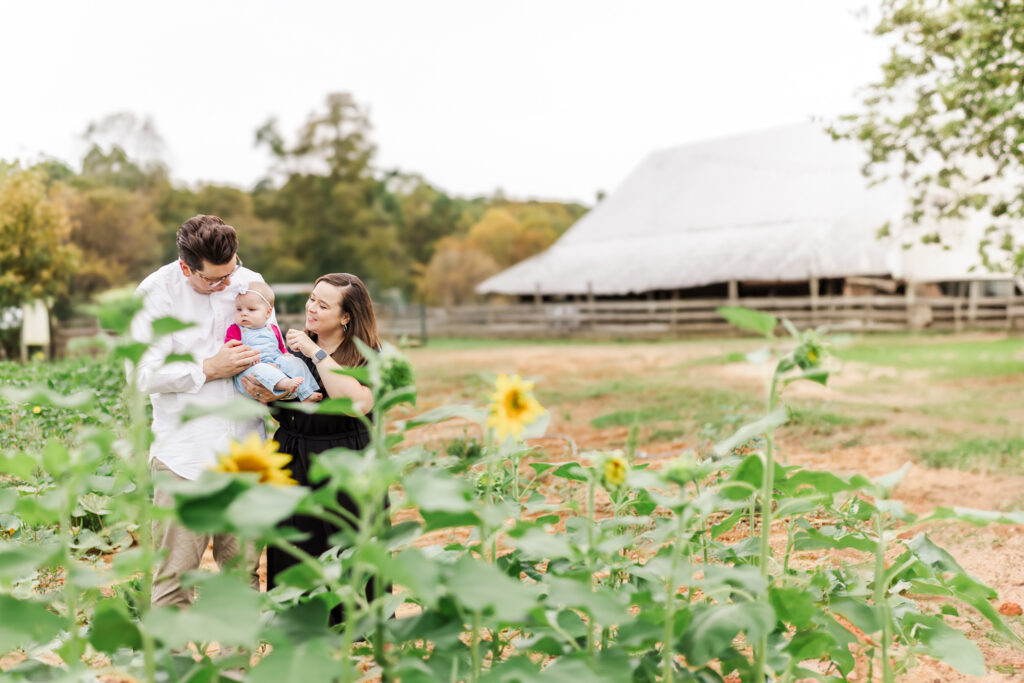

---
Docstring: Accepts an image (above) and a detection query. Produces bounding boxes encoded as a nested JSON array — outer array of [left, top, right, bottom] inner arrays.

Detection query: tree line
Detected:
[[0, 92, 588, 324]]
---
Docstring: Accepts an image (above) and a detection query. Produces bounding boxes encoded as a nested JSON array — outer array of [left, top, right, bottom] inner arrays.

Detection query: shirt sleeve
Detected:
[[272, 324, 287, 354], [129, 281, 206, 395], [225, 324, 242, 343]]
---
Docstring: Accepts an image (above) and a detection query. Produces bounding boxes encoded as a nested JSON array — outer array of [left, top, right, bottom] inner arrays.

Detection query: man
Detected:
[[131, 214, 266, 607]]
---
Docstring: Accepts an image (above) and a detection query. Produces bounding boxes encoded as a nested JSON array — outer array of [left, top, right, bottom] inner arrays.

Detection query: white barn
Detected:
[[478, 123, 1011, 299]]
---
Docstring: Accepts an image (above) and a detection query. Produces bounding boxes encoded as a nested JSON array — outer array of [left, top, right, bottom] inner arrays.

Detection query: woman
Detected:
[[243, 273, 383, 626]]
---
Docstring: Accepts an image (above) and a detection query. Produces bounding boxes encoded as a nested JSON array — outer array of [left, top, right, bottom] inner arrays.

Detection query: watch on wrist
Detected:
[[313, 349, 328, 364]]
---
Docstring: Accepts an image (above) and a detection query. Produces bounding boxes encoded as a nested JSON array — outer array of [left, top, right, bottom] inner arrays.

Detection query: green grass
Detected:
[[917, 436, 1024, 472], [835, 335, 1024, 379]]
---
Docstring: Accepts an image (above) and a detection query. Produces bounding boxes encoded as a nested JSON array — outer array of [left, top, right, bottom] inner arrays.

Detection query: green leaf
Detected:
[[247, 639, 341, 683], [112, 341, 150, 364], [712, 406, 788, 459], [679, 601, 775, 667], [551, 462, 589, 483], [542, 575, 629, 625], [180, 396, 268, 423], [41, 439, 69, 474], [450, 556, 538, 622], [0, 542, 60, 582], [0, 385, 93, 410], [0, 595, 65, 652], [904, 613, 985, 676], [407, 404, 488, 428], [720, 454, 763, 501], [144, 572, 263, 648], [88, 602, 143, 653], [829, 596, 881, 634], [0, 452, 37, 481], [152, 316, 196, 336], [770, 586, 817, 628], [173, 478, 251, 534], [403, 469, 474, 513], [331, 365, 371, 385], [717, 306, 778, 337], [875, 462, 912, 496], [225, 484, 307, 537]]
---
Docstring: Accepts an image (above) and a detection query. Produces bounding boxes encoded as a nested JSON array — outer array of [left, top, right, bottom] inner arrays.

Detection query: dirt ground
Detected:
[[404, 336, 1024, 681]]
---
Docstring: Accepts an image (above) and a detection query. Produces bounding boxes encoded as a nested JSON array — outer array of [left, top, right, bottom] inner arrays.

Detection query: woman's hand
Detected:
[[285, 328, 317, 357], [241, 376, 287, 404]]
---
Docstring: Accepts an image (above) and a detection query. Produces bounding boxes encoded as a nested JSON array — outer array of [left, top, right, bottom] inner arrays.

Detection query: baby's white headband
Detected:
[[236, 286, 273, 309]]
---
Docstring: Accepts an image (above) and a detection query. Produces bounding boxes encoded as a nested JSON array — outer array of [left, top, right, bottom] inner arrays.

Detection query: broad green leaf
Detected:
[[0, 542, 60, 582], [679, 601, 775, 667], [712, 406, 788, 459], [904, 613, 985, 676], [41, 439, 69, 474], [720, 454, 763, 501], [0, 453, 37, 481], [404, 469, 474, 513], [151, 316, 195, 336], [875, 462, 912, 497], [247, 638, 340, 683], [0, 595, 65, 652], [829, 596, 881, 634], [88, 602, 143, 653], [542, 575, 629, 625], [717, 306, 778, 337], [770, 586, 818, 628], [551, 462, 588, 483], [173, 478, 251, 534], [450, 556, 537, 622], [225, 484, 308, 537], [180, 396, 268, 423], [0, 385, 93, 410], [144, 572, 263, 647], [407, 404, 488, 428]]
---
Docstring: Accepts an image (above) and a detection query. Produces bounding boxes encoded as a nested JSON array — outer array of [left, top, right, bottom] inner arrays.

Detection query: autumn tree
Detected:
[[838, 1, 1024, 272], [415, 237, 500, 305], [0, 165, 79, 310]]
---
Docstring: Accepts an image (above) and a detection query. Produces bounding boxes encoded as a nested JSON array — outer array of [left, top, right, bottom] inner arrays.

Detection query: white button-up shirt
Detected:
[[131, 261, 270, 480]]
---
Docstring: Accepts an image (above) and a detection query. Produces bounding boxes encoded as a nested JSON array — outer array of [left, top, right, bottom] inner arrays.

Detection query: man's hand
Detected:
[[285, 329, 317, 357], [202, 340, 261, 381], [240, 375, 288, 404]]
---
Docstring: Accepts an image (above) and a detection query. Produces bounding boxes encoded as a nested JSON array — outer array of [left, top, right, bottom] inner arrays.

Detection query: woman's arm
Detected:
[[311, 354, 375, 414], [285, 328, 374, 414]]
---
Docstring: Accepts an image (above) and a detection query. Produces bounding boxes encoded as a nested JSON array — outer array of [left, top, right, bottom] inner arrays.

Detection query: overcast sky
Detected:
[[2, 1, 885, 204]]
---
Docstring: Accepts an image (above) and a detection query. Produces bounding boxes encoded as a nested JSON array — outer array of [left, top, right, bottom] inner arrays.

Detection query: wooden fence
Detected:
[[384, 293, 1024, 340], [46, 291, 1024, 358]]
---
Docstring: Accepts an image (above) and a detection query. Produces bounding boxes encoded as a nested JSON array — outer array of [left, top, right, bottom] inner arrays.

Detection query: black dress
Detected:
[[266, 350, 380, 627]]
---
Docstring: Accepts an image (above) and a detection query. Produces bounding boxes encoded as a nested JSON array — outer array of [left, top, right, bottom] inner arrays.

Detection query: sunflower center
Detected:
[[505, 390, 527, 416]]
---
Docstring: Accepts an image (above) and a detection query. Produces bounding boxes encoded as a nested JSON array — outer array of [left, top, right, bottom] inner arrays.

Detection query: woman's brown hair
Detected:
[[307, 273, 382, 367]]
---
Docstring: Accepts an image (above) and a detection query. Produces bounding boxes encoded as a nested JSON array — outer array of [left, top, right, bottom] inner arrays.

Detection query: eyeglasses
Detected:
[[192, 256, 243, 286]]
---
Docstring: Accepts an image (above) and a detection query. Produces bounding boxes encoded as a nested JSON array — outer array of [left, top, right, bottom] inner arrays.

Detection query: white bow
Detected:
[[235, 286, 273, 309]]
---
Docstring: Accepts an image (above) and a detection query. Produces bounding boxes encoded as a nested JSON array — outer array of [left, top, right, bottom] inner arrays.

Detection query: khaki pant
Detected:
[[151, 458, 260, 607]]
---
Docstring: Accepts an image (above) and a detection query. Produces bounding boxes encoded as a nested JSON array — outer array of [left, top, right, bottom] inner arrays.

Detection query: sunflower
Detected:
[[213, 433, 297, 486], [487, 373, 545, 440], [602, 454, 628, 488]]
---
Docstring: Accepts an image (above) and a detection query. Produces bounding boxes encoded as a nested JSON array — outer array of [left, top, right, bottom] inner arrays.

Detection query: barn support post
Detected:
[[968, 280, 979, 323], [905, 279, 915, 330], [587, 281, 596, 330], [809, 277, 819, 327], [728, 279, 739, 306]]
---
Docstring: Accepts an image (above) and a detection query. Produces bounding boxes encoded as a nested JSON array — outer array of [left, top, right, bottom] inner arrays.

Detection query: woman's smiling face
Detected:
[[305, 282, 349, 336]]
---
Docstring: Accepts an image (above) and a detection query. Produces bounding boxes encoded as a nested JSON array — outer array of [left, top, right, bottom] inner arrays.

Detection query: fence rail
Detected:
[[388, 294, 1024, 340], [45, 292, 1024, 359]]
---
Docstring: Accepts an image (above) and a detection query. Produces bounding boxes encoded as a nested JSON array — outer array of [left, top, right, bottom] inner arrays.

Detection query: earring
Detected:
[[343, 323, 349, 332]]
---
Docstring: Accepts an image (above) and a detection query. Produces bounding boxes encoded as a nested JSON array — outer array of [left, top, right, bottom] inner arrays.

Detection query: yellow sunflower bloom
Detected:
[[487, 373, 545, 440], [213, 433, 297, 486], [602, 454, 628, 488], [32, 406, 41, 415]]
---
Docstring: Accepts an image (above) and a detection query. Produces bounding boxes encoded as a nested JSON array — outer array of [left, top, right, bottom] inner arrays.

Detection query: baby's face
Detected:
[[235, 292, 272, 328]]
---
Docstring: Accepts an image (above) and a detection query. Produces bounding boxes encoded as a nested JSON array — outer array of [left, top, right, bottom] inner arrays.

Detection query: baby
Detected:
[[226, 282, 320, 402]]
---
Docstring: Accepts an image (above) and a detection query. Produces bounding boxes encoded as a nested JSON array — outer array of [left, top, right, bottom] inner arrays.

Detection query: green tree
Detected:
[[0, 166, 79, 309], [838, 1, 1024, 272], [255, 92, 408, 289]]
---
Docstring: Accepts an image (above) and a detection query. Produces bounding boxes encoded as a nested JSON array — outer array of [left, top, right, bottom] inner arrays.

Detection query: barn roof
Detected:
[[478, 123, 1000, 296]]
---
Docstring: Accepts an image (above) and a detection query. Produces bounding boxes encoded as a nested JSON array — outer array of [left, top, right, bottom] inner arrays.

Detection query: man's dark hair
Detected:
[[176, 215, 238, 270]]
